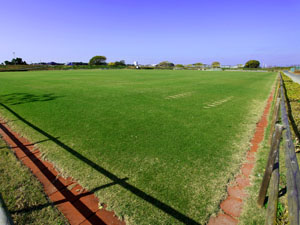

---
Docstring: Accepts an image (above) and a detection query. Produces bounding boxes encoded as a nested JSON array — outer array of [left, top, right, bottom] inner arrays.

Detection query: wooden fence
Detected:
[[257, 73, 300, 225]]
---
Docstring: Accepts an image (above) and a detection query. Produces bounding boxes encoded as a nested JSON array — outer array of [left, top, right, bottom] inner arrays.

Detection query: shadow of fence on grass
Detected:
[[0, 102, 200, 225], [0, 93, 62, 105], [10, 178, 129, 215], [0, 122, 107, 224]]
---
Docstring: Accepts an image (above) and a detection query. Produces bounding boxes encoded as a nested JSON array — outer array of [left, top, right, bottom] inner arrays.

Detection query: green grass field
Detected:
[[0, 138, 67, 225], [0, 69, 275, 224]]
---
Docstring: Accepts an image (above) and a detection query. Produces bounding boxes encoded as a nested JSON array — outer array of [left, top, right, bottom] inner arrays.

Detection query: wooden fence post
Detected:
[[257, 124, 283, 207], [265, 148, 280, 225], [280, 75, 300, 225]]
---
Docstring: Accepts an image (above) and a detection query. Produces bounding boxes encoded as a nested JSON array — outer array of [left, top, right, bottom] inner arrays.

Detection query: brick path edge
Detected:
[[0, 119, 125, 225], [208, 89, 274, 225]]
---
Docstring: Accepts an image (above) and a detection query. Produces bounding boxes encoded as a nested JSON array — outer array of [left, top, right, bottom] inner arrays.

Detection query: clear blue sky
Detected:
[[1, 0, 299, 66]]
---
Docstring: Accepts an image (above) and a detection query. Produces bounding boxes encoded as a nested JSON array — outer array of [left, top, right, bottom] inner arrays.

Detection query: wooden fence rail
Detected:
[[258, 73, 300, 225]]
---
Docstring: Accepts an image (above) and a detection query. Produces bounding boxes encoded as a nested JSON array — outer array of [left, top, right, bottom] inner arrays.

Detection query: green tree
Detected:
[[89, 56, 107, 65], [175, 64, 184, 68], [212, 61, 220, 68], [194, 62, 203, 67], [114, 60, 126, 66], [15, 58, 27, 65], [4, 58, 27, 65], [156, 61, 175, 68], [244, 60, 260, 68]]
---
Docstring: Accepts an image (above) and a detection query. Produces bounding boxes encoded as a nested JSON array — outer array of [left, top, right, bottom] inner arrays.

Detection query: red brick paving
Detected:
[[208, 213, 238, 225], [241, 163, 254, 177], [220, 197, 243, 218], [246, 151, 255, 163], [0, 119, 125, 225], [235, 175, 251, 188], [208, 90, 273, 224], [227, 186, 247, 199]]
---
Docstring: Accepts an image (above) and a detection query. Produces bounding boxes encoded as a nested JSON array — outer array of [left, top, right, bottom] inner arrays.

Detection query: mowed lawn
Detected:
[[0, 69, 275, 224]]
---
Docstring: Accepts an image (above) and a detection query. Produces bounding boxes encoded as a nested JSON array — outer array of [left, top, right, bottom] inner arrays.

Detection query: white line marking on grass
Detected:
[[204, 96, 233, 109], [165, 92, 193, 100]]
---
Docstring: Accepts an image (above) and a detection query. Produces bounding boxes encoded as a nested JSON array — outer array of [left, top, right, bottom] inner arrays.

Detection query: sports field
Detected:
[[0, 69, 275, 224]]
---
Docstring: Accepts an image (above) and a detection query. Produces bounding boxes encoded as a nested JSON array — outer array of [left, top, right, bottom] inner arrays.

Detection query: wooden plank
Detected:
[[257, 124, 283, 207], [280, 75, 300, 225], [269, 97, 281, 145], [268, 74, 281, 144], [265, 148, 280, 225], [275, 73, 281, 99]]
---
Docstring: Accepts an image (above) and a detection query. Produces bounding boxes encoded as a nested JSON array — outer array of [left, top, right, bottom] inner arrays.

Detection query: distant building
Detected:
[[291, 66, 300, 72], [221, 65, 230, 68], [66, 62, 88, 66], [221, 64, 244, 69], [173, 67, 184, 70], [133, 61, 140, 69], [207, 68, 222, 71], [38, 62, 64, 65]]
